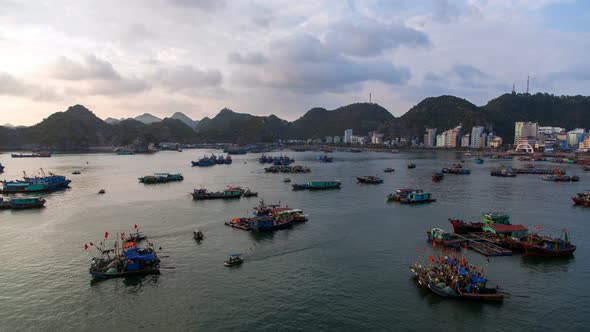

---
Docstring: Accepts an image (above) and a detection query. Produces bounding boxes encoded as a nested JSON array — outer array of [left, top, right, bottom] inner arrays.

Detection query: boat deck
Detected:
[[224, 221, 251, 231], [455, 233, 513, 257]]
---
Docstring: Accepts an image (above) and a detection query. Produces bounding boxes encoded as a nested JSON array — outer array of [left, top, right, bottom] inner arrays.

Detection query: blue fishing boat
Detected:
[[397, 191, 436, 204], [191, 155, 215, 167], [315, 155, 333, 162], [249, 215, 294, 231], [474, 158, 484, 164], [1, 172, 71, 193], [89, 247, 160, 278]]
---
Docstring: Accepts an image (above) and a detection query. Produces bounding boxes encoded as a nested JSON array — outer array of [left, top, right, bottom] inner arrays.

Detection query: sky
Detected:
[[1, 0, 589, 126]]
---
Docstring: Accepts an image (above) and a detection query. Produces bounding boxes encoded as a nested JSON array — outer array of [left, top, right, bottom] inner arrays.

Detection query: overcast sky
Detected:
[[1, 0, 589, 125]]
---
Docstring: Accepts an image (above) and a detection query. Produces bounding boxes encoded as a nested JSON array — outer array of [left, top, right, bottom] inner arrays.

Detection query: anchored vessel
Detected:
[[292, 181, 341, 190], [572, 192, 590, 207], [89, 247, 160, 278], [0, 197, 46, 210], [1, 171, 71, 193], [11, 152, 51, 158], [138, 173, 183, 184], [191, 187, 243, 200], [427, 228, 464, 247], [357, 176, 384, 184]]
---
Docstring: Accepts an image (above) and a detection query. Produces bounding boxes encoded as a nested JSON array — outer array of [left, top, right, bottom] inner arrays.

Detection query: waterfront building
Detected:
[[442, 125, 461, 148], [514, 122, 538, 146], [424, 128, 437, 147], [436, 133, 444, 147], [489, 136, 503, 148], [579, 136, 590, 152], [333, 136, 341, 143], [371, 132, 384, 145], [461, 134, 471, 147], [325, 136, 333, 144], [470, 126, 485, 148], [344, 129, 353, 144]]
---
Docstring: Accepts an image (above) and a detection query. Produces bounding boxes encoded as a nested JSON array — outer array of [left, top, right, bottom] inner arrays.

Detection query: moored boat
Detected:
[[224, 254, 244, 266], [384, 168, 395, 173], [0, 163, 4, 173], [432, 172, 444, 182], [390, 189, 435, 204], [191, 187, 243, 200], [193, 230, 204, 241], [1, 171, 71, 193], [427, 228, 464, 247], [473, 158, 484, 164], [407, 163, 416, 169], [357, 176, 384, 184], [387, 188, 420, 201], [89, 247, 160, 278], [448, 218, 484, 234], [522, 233, 576, 257], [292, 181, 341, 190], [442, 167, 471, 174], [572, 192, 590, 207], [3, 197, 46, 210], [11, 152, 51, 158], [138, 173, 183, 184], [491, 168, 516, 177]]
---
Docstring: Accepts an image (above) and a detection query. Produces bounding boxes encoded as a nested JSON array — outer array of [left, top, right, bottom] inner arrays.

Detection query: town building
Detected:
[[470, 126, 485, 148], [579, 136, 590, 152], [371, 132, 384, 145], [344, 129, 353, 144], [489, 136, 503, 148], [461, 134, 471, 147], [325, 136, 333, 144], [514, 122, 538, 146], [333, 136, 341, 144], [424, 128, 437, 147]]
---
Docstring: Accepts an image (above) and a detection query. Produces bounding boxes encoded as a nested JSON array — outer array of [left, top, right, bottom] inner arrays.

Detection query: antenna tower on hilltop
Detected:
[[526, 76, 530, 94]]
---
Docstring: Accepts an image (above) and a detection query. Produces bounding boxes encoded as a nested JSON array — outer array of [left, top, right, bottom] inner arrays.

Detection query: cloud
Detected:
[[86, 76, 150, 96], [227, 52, 268, 65], [233, 34, 411, 93], [154, 65, 223, 93], [49, 55, 121, 80], [432, 0, 462, 23], [323, 19, 430, 57], [0, 71, 61, 101], [451, 64, 490, 81], [168, 0, 226, 11]]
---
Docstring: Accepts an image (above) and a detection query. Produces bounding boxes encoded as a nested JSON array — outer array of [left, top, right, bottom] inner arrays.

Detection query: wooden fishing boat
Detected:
[[191, 188, 243, 200], [398, 191, 435, 204], [357, 176, 383, 184], [407, 163, 416, 169], [138, 173, 183, 184], [383, 168, 395, 173], [224, 254, 244, 266], [292, 181, 341, 190], [89, 247, 160, 279], [448, 218, 484, 234], [6, 197, 46, 209], [572, 192, 590, 207], [427, 228, 464, 247], [432, 172, 444, 182], [522, 234, 576, 257]]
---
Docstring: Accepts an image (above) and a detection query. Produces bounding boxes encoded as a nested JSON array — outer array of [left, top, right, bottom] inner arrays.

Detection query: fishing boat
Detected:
[[514, 167, 565, 175], [407, 163, 416, 169], [224, 254, 244, 266], [448, 218, 484, 234], [490, 168, 516, 177], [2, 197, 46, 209], [252, 201, 309, 223], [117, 151, 134, 155], [191, 155, 215, 167], [126, 232, 146, 242], [72, 171, 82, 175], [584, 165, 590, 172], [191, 187, 243, 200], [398, 191, 436, 204], [11, 152, 51, 158], [89, 247, 160, 278], [386, 188, 420, 201], [357, 176, 384, 184], [0, 163, 4, 173], [292, 181, 341, 190], [265, 165, 311, 173], [384, 168, 395, 173], [1, 171, 71, 193], [98, 189, 106, 194], [522, 232, 576, 257], [432, 172, 444, 182], [426, 228, 464, 247], [572, 192, 590, 207], [283, 178, 291, 183], [138, 173, 183, 184], [249, 215, 294, 231], [473, 158, 484, 164], [442, 167, 471, 174], [193, 230, 204, 241], [541, 175, 577, 182]]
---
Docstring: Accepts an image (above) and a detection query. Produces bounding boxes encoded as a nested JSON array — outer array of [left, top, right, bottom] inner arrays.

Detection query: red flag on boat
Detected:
[[432, 241, 436, 248], [104, 231, 109, 239], [84, 244, 88, 250], [535, 225, 541, 230], [89, 242, 94, 246], [429, 256, 434, 263], [134, 224, 138, 229]]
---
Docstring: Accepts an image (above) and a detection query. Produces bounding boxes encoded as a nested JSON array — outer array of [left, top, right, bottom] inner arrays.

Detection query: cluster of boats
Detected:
[[264, 165, 311, 173], [87, 228, 160, 278], [410, 257, 509, 301], [11, 152, 52, 158], [541, 175, 580, 182], [259, 155, 294, 166], [572, 192, 590, 207], [138, 173, 184, 184], [490, 168, 516, 177], [447, 212, 577, 257], [387, 189, 435, 204], [191, 186, 258, 200], [191, 154, 232, 167], [513, 166, 565, 175], [225, 201, 308, 232]]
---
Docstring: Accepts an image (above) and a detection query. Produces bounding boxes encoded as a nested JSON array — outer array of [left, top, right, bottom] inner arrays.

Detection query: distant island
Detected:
[[1, 92, 589, 151]]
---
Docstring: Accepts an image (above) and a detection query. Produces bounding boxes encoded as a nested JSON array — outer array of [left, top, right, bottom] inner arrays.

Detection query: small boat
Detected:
[[356, 176, 383, 184], [464, 152, 472, 158], [138, 173, 183, 184], [383, 168, 395, 173], [0, 163, 4, 173], [89, 247, 160, 278], [387, 188, 419, 201], [473, 158, 484, 164], [542, 175, 577, 182], [572, 192, 590, 207], [407, 163, 416, 169], [448, 218, 484, 234], [242, 188, 258, 197], [193, 230, 204, 241], [224, 254, 244, 266], [584, 165, 590, 172], [426, 228, 464, 247], [315, 155, 333, 163], [292, 181, 341, 190], [117, 151, 134, 155], [283, 178, 291, 183], [398, 191, 436, 204], [442, 167, 471, 175], [98, 189, 106, 194], [432, 172, 444, 182], [72, 171, 82, 175], [11, 152, 51, 158], [490, 169, 516, 177]]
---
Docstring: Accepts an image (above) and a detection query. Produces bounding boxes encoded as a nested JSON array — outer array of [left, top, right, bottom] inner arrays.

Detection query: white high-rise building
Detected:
[[424, 128, 437, 147], [514, 122, 538, 146], [344, 129, 353, 144], [470, 126, 485, 148]]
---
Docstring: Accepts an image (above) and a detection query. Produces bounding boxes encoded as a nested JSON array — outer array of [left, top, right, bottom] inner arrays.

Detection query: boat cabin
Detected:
[[483, 212, 510, 225], [483, 224, 528, 238]]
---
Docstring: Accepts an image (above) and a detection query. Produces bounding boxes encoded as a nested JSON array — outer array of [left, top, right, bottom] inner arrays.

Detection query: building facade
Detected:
[[514, 122, 538, 146], [424, 127, 437, 147], [344, 129, 353, 144], [470, 126, 485, 148]]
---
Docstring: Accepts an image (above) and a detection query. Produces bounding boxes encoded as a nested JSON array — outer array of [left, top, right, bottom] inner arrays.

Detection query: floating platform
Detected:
[[455, 233, 513, 257], [224, 221, 251, 231]]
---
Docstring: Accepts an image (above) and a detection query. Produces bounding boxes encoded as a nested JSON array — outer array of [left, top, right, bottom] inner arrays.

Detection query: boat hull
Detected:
[[89, 268, 160, 279], [523, 244, 576, 257]]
